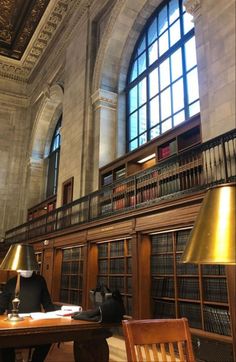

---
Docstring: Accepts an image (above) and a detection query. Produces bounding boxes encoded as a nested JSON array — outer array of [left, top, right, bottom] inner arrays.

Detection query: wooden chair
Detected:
[[122, 318, 195, 362]]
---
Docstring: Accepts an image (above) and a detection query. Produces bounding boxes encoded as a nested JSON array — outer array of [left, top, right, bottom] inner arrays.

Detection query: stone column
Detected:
[[91, 88, 118, 169]]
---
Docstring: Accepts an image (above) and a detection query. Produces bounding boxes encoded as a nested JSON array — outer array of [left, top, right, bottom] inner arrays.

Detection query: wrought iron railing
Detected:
[[5, 129, 236, 244]]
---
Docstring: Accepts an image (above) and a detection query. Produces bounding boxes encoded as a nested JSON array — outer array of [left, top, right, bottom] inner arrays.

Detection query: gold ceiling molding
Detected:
[[0, 0, 75, 83]]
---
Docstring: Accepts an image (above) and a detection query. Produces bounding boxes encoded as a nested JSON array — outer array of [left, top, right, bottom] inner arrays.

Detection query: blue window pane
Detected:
[[148, 18, 157, 45], [187, 68, 199, 103], [151, 125, 160, 139], [130, 139, 138, 151], [148, 41, 158, 65], [161, 87, 171, 120], [138, 53, 147, 75], [161, 118, 172, 133], [129, 86, 138, 113], [173, 110, 185, 126], [129, 112, 138, 139], [149, 68, 159, 98], [169, 0, 179, 24], [138, 36, 146, 55], [138, 78, 147, 106], [159, 31, 169, 56], [139, 105, 147, 133], [183, 11, 194, 34], [160, 58, 170, 90], [171, 49, 182, 81], [150, 96, 160, 126], [130, 60, 137, 82], [139, 133, 147, 146], [158, 6, 168, 35], [185, 37, 197, 71], [170, 20, 180, 46], [172, 78, 184, 113], [189, 100, 200, 116]]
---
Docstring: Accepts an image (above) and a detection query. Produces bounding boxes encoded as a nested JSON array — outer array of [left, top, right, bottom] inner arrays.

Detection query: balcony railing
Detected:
[[5, 129, 236, 244]]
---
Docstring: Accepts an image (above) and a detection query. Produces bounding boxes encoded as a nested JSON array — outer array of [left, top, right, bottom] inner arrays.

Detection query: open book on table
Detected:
[[29, 305, 82, 319]]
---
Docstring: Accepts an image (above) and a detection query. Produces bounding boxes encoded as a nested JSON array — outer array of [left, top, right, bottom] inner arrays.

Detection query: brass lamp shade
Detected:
[[0, 243, 39, 271], [181, 183, 236, 264]]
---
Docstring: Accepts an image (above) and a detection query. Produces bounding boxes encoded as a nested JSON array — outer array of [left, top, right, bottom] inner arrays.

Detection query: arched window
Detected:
[[126, 0, 199, 151], [46, 117, 61, 197]]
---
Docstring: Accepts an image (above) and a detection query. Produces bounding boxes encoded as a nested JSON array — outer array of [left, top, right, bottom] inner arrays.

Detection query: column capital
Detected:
[[91, 88, 117, 110], [184, 0, 201, 20]]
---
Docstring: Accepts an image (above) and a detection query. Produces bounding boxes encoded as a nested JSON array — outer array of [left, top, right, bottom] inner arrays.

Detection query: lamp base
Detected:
[[6, 313, 24, 322]]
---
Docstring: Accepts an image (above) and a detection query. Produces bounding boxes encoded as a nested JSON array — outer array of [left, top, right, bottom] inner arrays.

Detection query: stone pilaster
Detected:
[[91, 88, 118, 168]]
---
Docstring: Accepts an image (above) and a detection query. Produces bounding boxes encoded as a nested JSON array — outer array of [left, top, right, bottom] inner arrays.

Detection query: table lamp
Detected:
[[181, 183, 236, 360], [0, 243, 39, 322]]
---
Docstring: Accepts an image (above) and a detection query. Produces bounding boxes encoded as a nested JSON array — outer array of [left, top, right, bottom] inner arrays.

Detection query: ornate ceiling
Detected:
[[0, 0, 50, 60], [0, 0, 91, 83]]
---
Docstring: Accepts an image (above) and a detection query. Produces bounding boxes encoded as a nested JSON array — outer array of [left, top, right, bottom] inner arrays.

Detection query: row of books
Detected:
[[151, 254, 174, 274], [179, 302, 202, 329], [203, 278, 228, 303], [62, 247, 83, 261], [153, 300, 176, 319], [204, 306, 231, 336], [151, 234, 173, 253], [177, 278, 200, 300], [61, 261, 83, 274], [61, 275, 83, 289], [152, 277, 174, 298]]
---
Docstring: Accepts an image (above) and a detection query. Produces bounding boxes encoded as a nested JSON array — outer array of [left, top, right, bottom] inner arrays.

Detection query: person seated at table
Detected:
[[0, 270, 55, 362]]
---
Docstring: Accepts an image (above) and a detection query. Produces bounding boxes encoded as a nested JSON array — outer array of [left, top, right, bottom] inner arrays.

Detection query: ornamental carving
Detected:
[[0, 0, 91, 82], [183, 0, 201, 19]]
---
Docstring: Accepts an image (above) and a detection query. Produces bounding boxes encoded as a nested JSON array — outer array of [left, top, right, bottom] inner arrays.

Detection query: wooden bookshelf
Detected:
[[28, 195, 56, 221], [59, 246, 84, 305], [96, 239, 132, 316], [150, 228, 233, 361]]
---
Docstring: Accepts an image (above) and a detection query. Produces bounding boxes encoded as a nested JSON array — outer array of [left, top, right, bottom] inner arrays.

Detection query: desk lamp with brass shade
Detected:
[[181, 183, 236, 360], [0, 243, 39, 322]]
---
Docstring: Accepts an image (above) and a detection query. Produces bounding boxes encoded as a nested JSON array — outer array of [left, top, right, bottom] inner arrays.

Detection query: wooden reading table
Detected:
[[0, 315, 114, 361]]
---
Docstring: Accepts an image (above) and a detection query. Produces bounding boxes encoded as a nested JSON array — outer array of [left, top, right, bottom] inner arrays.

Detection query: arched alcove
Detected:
[[92, 0, 163, 160], [26, 83, 63, 210]]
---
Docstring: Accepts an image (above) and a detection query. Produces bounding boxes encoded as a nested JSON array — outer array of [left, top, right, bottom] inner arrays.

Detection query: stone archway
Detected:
[[91, 0, 162, 165], [25, 83, 63, 211]]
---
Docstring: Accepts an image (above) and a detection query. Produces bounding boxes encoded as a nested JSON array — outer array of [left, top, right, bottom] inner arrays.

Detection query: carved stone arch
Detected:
[[91, 0, 162, 159], [26, 83, 63, 209]]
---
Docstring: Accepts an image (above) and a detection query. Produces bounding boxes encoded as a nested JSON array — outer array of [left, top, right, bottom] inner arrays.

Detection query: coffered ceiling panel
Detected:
[[0, 0, 50, 60]]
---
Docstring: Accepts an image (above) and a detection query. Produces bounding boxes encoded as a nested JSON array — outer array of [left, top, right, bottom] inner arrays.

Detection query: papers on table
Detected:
[[29, 305, 82, 319], [56, 305, 82, 316]]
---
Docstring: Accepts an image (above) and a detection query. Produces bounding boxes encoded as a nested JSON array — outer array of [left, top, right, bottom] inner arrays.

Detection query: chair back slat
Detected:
[[122, 318, 195, 362]]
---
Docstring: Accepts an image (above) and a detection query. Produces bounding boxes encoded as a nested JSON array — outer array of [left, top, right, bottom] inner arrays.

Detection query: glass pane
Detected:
[[162, 117, 172, 133], [185, 37, 197, 71], [159, 31, 169, 56], [130, 139, 138, 151], [130, 60, 137, 82], [173, 110, 185, 126], [187, 68, 199, 103], [129, 111, 138, 139], [160, 58, 170, 90], [148, 41, 158, 65], [150, 96, 160, 126], [138, 77, 147, 106], [172, 78, 184, 113], [169, 0, 179, 24], [139, 132, 147, 145], [170, 20, 180, 46], [161, 87, 171, 120], [183, 11, 194, 34], [138, 53, 147, 75], [189, 100, 200, 116], [158, 6, 168, 35], [149, 68, 159, 98], [129, 85, 138, 113], [138, 36, 146, 55], [171, 48, 182, 81], [151, 125, 160, 139], [139, 105, 147, 133], [148, 18, 157, 45]]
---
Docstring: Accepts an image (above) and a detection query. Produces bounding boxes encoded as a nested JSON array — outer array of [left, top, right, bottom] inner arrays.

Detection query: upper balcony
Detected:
[[4, 128, 236, 244]]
